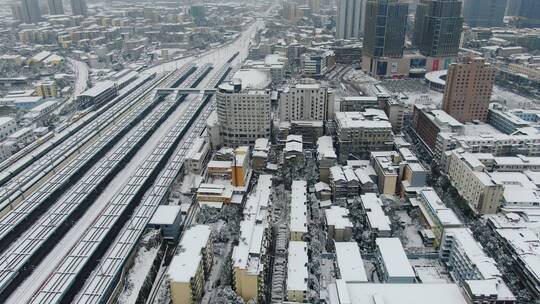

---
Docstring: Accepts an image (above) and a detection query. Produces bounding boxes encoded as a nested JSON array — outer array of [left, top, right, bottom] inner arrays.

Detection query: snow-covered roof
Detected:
[[315, 181, 331, 192], [167, 225, 211, 283], [149, 205, 181, 225], [444, 228, 501, 280], [231, 68, 272, 90], [330, 166, 346, 182], [362, 193, 391, 233], [317, 136, 336, 160], [79, 80, 115, 98], [243, 175, 272, 221], [254, 138, 269, 152], [375, 238, 415, 279], [31, 51, 51, 62], [335, 110, 391, 129], [290, 180, 308, 235], [287, 241, 308, 292], [418, 189, 462, 227], [186, 137, 208, 162], [232, 219, 266, 275], [334, 242, 368, 283], [325, 206, 353, 230], [337, 282, 468, 304]]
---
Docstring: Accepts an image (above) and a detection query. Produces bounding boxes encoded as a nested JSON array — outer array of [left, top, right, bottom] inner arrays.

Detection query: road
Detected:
[[70, 58, 89, 95], [59, 58, 90, 113]]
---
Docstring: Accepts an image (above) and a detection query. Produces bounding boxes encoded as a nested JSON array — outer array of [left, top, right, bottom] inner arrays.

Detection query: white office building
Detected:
[[216, 69, 272, 146], [279, 78, 334, 122]]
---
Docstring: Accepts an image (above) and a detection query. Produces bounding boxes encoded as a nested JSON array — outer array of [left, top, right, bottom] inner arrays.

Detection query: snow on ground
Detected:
[[396, 210, 424, 249], [154, 280, 171, 304], [117, 245, 159, 304], [381, 79, 444, 106], [492, 85, 539, 110], [363, 260, 380, 283]]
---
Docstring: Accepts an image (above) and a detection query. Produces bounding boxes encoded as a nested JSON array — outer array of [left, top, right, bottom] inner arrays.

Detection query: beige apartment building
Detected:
[[442, 57, 497, 123], [168, 225, 214, 304], [446, 151, 504, 214]]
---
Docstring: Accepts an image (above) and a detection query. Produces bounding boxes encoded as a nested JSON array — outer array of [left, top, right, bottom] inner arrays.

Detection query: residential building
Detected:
[[362, 0, 409, 78], [216, 69, 271, 146], [442, 57, 497, 123], [168, 225, 213, 304], [0, 117, 18, 141], [413, 188, 463, 247], [442, 151, 540, 209], [462, 0, 506, 27], [278, 79, 334, 122], [301, 50, 335, 78], [196, 183, 233, 206], [436, 132, 540, 164], [205, 147, 250, 187], [332, 281, 469, 304], [277, 120, 324, 147], [336, 0, 366, 40], [446, 150, 504, 214], [242, 175, 272, 222], [47, 0, 64, 15], [284, 135, 303, 167], [375, 238, 416, 283], [252, 138, 270, 172], [6, 127, 34, 147], [492, 219, 540, 300], [334, 242, 368, 283], [414, 0, 463, 72], [334, 110, 393, 162], [339, 96, 378, 112], [286, 241, 308, 302], [413, 104, 464, 153], [440, 228, 515, 303], [370, 149, 427, 196], [361, 193, 392, 237], [325, 206, 353, 242], [329, 166, 360, 198], [185, 138, 211, 175], [35, 81, 57, 98], [71, 0, 87, 16], [232, 218, 269, 302], [317, 136, 337, 183], [290, 180, 308, 241], [488, 108, 531, 134], [382, 97, 407, 133]]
